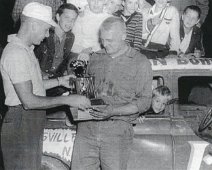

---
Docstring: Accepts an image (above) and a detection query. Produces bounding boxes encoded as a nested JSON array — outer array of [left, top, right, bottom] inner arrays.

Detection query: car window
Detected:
[[178, 76, 212, 106]]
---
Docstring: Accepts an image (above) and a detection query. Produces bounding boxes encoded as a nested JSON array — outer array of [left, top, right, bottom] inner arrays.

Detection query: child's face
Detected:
[[152, 95, 169, 113], [56, 9, 78, 33], [124, 0, 138, 14], [87, 0, 106, 13], [182, 9, 199, 29], [105, 0, 123, 14]]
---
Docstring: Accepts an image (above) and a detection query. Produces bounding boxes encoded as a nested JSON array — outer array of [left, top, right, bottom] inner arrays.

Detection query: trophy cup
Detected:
[[69, 60, 95, 99], [69, 60, 105, 121]]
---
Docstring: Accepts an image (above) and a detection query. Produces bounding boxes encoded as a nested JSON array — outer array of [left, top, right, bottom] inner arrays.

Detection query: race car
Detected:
[[42, 57, 212, 170]]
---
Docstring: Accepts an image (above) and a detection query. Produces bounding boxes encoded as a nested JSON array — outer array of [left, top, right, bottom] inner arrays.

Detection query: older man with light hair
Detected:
[[71, 16, 152, 170]]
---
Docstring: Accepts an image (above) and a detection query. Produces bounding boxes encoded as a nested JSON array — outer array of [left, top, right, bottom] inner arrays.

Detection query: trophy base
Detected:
[[70, 98, 106, 121]]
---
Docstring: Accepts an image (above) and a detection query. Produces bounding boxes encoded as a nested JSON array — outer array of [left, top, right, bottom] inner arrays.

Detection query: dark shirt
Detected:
[[180, 19, 203, 54], [35, 28, 75, 78]]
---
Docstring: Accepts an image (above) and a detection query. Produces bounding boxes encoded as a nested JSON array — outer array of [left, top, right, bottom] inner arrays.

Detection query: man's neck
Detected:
[[110, 44, 129, 59], [17, 30, 32, 47], [183, 26, 193, 34]]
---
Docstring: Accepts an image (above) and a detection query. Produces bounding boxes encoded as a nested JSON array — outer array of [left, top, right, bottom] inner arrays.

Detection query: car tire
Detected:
[[42, 155, 69, 170]]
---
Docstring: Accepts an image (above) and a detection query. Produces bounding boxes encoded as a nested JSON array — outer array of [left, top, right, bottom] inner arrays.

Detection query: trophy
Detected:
[[69, 60, 95, 99], [69, 60, 106, 121]]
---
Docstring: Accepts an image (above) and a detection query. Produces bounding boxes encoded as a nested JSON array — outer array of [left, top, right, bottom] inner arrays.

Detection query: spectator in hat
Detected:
[[0, 2, 90, 170]]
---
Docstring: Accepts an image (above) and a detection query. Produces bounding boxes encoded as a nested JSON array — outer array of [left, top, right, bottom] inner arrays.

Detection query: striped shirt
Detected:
[[115, 10, 143, 51]]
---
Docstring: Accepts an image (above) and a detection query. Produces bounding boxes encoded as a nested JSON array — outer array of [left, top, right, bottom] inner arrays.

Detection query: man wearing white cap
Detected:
[[0, 2, 90, 170]]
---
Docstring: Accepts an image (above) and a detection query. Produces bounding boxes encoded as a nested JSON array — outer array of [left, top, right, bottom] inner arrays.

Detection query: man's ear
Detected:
[[181, 14, 184, 21], [31, 21, 38, 33]]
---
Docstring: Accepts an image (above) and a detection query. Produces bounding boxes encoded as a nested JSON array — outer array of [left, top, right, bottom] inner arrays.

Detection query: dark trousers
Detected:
[[1, 105, 46, 170]]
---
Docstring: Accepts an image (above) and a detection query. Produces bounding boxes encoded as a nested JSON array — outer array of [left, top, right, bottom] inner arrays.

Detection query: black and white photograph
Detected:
[[0, 0, 212, 170]]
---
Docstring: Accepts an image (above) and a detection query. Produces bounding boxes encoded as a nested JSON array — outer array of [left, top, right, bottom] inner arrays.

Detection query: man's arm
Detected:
[[133, 57, 153, 114], [169, 7, 181, 52], [43, 74, 75, 90], [14, 80, 90, 110]]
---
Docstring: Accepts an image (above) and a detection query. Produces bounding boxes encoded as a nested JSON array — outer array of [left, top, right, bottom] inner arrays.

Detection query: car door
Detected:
[[172, 73, 212, 170], [128, 74, 174, 170]]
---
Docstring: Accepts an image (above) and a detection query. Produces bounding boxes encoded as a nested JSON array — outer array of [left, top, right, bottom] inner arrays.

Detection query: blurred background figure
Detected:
[[115, 0, 143, 51], [104, 0, 123, 15], [71, 0, 111, 53], [141, 0, 180, 59], [179, 5, 203, 58], [202, 0, 212, 58], [170, 0, 209, 24]]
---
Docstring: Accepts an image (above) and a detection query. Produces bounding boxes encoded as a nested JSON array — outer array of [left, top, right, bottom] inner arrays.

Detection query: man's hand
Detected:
[[58, 74, 76, 88], [68, 94, 91, 110], [90, 105, 113, 119], [77, 47, 92, 63]]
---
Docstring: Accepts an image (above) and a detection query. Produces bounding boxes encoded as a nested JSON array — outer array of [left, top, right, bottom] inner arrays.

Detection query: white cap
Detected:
[[22, 2, 57, 27]]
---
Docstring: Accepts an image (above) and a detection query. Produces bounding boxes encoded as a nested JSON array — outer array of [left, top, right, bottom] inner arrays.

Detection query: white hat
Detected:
[[22, 2, 57, 27]]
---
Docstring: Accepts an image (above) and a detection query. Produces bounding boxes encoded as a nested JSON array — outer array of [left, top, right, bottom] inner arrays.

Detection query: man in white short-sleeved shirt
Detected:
[[0, 2, 90, 170]]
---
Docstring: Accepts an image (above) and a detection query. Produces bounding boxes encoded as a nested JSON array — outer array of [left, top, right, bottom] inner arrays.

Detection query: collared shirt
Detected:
[[87, 46, 152, 122], [0, 35, 45, 106], [179, 29, 193, 53]]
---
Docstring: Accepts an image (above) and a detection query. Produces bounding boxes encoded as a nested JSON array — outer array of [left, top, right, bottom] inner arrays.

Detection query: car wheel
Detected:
[[42, 155, 69, 170], [198, 108, 212, 132]]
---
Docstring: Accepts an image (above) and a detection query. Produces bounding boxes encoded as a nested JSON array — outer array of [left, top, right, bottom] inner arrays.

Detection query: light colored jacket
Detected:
[[142, 5, 180, 52]]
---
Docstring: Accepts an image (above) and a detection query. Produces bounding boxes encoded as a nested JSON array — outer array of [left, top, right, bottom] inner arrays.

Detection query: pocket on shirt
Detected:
[[164, 18, 172, 25]]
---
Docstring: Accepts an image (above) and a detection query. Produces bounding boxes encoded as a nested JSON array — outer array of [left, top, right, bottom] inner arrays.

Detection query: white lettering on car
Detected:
[[187, 141, 209, 170], [150, 58, 212, 70], [43, 129, 76, 162]]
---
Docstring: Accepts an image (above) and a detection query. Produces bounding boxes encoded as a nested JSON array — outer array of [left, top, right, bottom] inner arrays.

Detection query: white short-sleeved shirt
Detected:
[[0, 35, 46, 106], [72, 9, 111, 53]]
